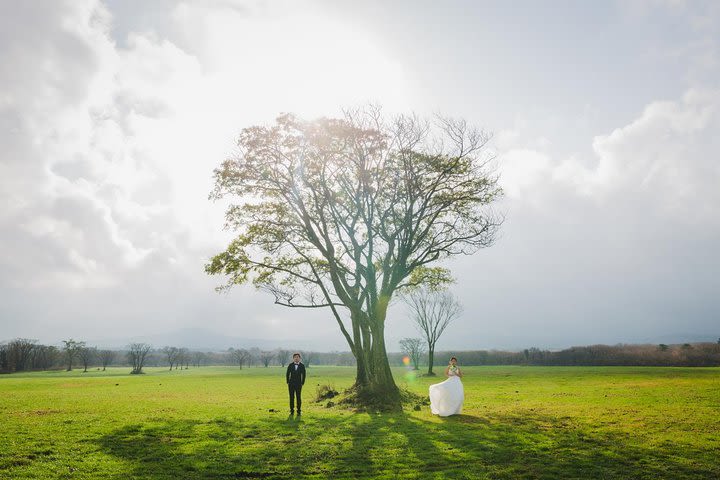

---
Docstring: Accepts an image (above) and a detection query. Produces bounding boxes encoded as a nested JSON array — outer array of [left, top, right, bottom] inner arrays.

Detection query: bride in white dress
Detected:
[[429, 357, 464, 416]]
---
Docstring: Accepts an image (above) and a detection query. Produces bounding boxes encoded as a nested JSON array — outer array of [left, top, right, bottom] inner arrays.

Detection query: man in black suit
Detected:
[[286, 352, 306, 415]]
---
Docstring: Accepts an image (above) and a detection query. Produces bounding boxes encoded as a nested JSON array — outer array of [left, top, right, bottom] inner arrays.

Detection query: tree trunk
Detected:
[[354, 349, 370, 387], [345, 308, 401, 410], [351, 309, 370, 387], [427, 346, 435, 376], [369, 325, 398, 387]]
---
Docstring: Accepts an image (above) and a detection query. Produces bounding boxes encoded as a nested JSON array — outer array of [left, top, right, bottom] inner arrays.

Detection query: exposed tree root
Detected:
[[331, 384, 429, 413]]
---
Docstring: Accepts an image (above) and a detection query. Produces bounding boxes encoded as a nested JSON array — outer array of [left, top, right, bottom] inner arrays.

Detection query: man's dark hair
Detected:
[[293, 353, 301, 358]]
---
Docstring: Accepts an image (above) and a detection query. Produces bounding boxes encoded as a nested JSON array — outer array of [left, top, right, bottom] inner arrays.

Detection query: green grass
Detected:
[[1, 366, 718, 479]]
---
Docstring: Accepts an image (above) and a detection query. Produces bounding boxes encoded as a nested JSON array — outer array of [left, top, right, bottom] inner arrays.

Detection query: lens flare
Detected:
[[402, 356, 417, 383]]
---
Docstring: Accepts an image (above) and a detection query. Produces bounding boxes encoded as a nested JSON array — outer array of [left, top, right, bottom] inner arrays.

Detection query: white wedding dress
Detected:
[[429, 367, 464, 416]]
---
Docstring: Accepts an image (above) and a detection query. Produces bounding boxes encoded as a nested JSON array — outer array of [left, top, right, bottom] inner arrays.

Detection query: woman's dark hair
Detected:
[[450, 357, 457, 362]]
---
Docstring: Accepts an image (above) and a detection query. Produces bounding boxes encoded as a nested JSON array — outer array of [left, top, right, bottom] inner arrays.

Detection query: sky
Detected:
[[1, 0, 718, 351]]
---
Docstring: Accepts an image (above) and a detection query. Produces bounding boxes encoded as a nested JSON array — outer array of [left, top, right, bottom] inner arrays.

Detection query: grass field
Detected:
[[1, 365, 719, 479]]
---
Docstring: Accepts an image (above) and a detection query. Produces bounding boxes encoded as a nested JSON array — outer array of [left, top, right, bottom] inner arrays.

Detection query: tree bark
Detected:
[[369, 325, 397, 389], [346, 307, 401, 409], [427, 346, 435, 376]]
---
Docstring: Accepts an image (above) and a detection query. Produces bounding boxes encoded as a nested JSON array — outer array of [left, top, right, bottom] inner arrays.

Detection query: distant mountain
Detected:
[[631, 333, 719, 345], [88, 327, 339, 352]]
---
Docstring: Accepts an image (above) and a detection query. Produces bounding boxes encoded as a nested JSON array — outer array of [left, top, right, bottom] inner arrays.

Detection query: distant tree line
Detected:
[[0, 338, 155, 374], [390, 342, 720, 367], [2, 338, 719, 373], [0, 339, 355, 373], [0, 338, 58, 372]]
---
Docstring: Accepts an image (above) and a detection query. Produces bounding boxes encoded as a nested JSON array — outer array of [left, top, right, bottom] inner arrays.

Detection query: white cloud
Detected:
[[497, 148, 553, 199], [0, 1, 200, 295], [499, 88, 720, 221], [454, 87, 720, 349], [0, 0, 412, 342], [0, 1, 718, 348]]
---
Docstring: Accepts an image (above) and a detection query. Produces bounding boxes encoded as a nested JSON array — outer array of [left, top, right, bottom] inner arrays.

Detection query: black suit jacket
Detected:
[[286, 362, 306, 386]]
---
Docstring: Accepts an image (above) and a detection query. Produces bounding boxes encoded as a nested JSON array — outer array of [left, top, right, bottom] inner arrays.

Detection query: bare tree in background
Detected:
[[127, 343, 152, 374], [78, 346, 96, 373], [63, 339, 85, 371], [6, 338, 37, 372], [162, 346, 179, 370], [399, 338, 425, 370], [276, 349, 291, 366], [0, 343, 8, 373], [178, 348, 190, 369], [248, 347, 261, 367], [302, 351, 317, 368], [32, 345, 59, 371], [259, 351, 275, 367], [405, 287, 462, 375], [229, 348, 250, 369], [99, 350, 115, 371], [192, 351, 206, 367]]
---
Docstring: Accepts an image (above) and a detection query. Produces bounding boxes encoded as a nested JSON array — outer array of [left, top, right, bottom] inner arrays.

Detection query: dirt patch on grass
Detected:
[[13, 409, 63, 417]]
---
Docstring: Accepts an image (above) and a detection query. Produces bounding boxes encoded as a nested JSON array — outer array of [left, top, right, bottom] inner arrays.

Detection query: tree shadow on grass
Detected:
[[95, 411, 717, 479]]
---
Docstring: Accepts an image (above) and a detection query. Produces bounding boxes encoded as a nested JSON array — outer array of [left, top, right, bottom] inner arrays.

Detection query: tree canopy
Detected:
[[207, 107, 502, 407]]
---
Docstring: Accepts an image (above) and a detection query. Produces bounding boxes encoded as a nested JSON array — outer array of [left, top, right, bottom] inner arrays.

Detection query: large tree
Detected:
[[207, 108, 502, 408]]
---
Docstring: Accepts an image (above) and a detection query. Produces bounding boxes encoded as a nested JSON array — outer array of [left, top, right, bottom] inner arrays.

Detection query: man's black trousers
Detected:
[[289, 384, 302, 413]]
